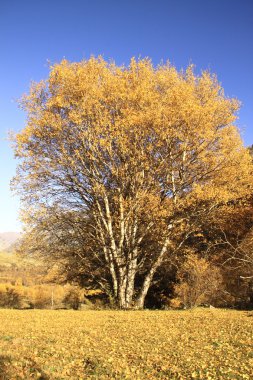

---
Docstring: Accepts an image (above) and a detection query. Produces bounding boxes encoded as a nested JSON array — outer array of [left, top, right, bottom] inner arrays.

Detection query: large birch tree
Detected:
[[14, 57, 252, 308]]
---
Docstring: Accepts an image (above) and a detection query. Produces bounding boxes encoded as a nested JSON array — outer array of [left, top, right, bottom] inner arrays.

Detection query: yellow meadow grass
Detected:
[[0, 308, 252, 379]]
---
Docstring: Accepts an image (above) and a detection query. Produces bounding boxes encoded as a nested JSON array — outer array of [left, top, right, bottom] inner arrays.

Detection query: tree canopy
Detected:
[[14, 57, 253, 308]]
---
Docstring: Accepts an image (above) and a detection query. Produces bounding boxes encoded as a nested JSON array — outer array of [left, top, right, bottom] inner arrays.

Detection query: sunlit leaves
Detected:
[[13, 57, 253, 308]]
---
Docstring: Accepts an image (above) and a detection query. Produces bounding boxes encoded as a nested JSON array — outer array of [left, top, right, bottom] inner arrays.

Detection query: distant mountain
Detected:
[[0, 232, 21, 252]]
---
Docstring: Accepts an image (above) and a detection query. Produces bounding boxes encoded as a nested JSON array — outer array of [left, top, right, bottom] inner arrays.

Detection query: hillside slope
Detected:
[[0, 232, 20, 251]]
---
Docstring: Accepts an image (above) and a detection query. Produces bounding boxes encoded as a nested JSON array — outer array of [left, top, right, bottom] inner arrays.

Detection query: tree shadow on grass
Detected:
[[0, 355, 12, 380], [0, 355, 49, 380]]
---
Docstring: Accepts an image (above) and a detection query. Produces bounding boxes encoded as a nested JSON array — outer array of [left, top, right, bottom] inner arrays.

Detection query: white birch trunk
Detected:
[[125, 256, 137, 308], [135, 237, 170, 309]]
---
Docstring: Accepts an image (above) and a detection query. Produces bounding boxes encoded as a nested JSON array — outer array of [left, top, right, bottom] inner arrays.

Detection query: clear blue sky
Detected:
[[0, 0, 252, 232]]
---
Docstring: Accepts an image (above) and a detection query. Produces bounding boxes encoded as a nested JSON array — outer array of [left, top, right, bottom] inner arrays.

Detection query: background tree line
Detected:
[[0, 251, 103, 309]]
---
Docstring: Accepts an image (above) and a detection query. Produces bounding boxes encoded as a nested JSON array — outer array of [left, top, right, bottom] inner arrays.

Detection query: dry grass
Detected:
[[0, 308, 252, 379]]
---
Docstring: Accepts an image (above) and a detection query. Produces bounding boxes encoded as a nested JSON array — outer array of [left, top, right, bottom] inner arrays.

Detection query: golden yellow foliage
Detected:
[[173, 254, 224, 308], [13, 57, 253, 309], [0, 283, 86, 310]]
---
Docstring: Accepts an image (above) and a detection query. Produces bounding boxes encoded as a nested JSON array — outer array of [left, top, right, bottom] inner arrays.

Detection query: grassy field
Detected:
[[0, 309, 252, 379]]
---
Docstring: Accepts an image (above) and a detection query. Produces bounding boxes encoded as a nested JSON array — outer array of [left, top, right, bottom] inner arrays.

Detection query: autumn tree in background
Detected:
[[210, 200, 253, 306], [14, 57, 253, 309]]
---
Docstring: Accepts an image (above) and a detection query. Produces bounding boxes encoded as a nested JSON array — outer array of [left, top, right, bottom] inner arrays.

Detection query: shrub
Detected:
[[63, 286, 82, 310], [0, 285, 25, 308], [172, 255, 224, 308]]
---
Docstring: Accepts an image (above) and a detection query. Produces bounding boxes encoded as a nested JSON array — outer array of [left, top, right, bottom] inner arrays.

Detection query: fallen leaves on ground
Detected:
[[0, 308, 252, 379]]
